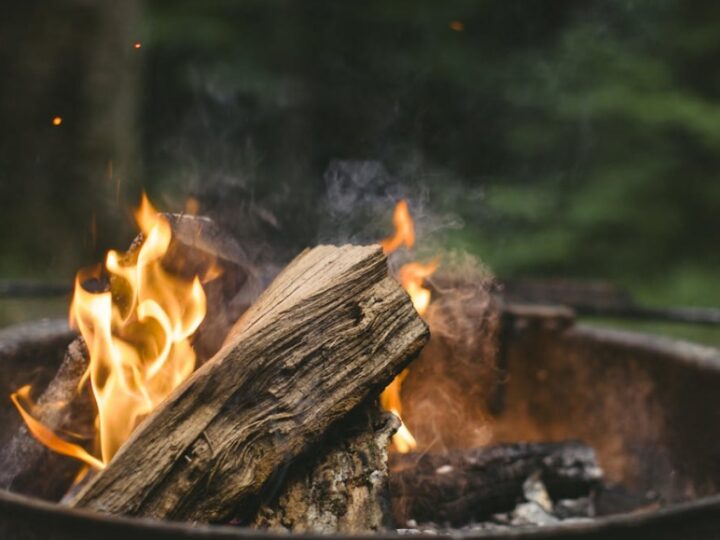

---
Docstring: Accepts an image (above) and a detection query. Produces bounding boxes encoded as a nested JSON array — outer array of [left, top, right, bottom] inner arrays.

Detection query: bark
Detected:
[[254, 403, 399, 533], [71, 244, 429, 524]]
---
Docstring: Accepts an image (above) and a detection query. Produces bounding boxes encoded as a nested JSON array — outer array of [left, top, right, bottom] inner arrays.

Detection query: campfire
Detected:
[[0, 194, 712, 537]]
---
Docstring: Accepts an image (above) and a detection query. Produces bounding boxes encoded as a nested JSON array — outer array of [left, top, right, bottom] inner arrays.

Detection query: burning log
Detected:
[[389, 441, 603, 526], [0, 338, 93, 500], [254, 403, 399, 533], [71, 244, 429, 523], [1, 213, 260, 501]]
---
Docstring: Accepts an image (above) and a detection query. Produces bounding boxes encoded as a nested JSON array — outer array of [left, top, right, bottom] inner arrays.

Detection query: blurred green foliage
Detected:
[[140, 0, 720, 309], [1, 1, 719, 339]]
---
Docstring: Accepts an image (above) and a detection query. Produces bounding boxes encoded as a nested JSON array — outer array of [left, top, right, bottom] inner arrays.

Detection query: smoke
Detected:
[[318, 159, 464, 251], [318, 160, 500, 454], [152, 86, 501, 455], [403, 253, 499, 453]]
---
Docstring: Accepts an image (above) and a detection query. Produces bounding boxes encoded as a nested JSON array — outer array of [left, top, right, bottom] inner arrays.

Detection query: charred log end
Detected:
[[254, 404, 400, 533]]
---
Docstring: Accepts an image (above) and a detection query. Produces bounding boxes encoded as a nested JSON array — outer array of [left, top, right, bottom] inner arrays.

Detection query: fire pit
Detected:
[[1, 198, 719, 539], [2, 307, 720, 539]]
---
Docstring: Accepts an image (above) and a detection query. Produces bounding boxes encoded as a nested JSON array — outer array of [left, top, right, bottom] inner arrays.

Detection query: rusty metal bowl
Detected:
[[2, 314, 720, 539]]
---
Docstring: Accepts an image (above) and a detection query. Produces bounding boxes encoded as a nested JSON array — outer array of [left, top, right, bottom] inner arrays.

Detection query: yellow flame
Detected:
[[380, 200, 437, 453], [12, 194, 207, 468], [399, 260, 439, 315], [379, 370, 417, 453]]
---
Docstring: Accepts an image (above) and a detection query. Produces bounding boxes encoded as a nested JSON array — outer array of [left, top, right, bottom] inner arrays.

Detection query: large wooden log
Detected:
[[72, 244, 429, 523], [253, 402, 399, 533]]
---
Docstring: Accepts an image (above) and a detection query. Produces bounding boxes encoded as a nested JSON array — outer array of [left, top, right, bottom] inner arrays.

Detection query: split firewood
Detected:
[[0, 338, 93, 501], [253, 402, 399, 533], [0, 214, 258, 501], [390, 441, 603, 526], [71, 244, 429, 524]]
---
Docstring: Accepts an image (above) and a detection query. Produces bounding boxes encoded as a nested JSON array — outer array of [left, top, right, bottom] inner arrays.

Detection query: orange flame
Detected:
[[12, 194, 207, 468], [11, 386, 104, 470], [380, 200, 436, 453], [399, 260, 439, 315], [380, 199, 415, 253]]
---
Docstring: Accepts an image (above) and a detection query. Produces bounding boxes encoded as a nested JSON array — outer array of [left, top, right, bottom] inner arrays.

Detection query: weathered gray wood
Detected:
[[72, 244, 429, 523], [253, 403, 399, 533]]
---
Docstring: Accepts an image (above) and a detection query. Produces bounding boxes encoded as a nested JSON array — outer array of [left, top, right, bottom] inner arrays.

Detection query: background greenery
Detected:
[[0, 1, 718, 344]]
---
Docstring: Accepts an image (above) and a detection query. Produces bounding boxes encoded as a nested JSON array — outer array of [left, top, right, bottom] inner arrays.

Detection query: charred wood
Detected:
[[0, 319, 76, 446], [253, 403, 399, 533], [0, 214, 258, 501], [0, 338, 93, 500], [154, 213, 264, 362], [390, 441, 602, 526]]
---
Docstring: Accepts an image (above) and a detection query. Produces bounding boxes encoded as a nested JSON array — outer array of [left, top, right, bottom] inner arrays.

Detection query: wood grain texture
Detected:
[[71, 244, 429, 523]]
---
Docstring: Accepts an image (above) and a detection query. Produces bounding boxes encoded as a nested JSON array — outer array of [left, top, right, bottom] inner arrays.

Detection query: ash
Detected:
[[397, 473, 595, 534]]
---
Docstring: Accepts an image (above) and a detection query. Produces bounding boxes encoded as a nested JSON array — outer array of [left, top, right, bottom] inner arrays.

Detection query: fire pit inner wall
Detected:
[[490, 317, 720, 504]]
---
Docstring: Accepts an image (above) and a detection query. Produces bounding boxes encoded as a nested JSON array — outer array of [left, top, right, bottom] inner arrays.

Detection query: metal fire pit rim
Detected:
[[4, 487, 720, 539], [566, 324, 720, 367]]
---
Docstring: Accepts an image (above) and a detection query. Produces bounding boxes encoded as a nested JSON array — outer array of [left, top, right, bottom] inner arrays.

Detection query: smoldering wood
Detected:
[[71, 244, 429, 524], [389, 441, 603, 526], [118, 213, 263, 362], [0, 338, 93, 501], [0, 215, 257, 501], [253, 403, 399, 533], [161, 213, 264, 362], [0, 319, 76, 447]]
